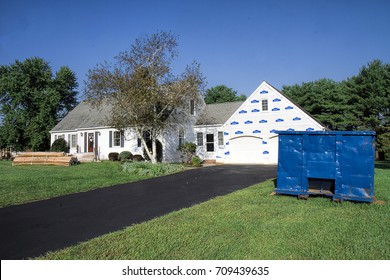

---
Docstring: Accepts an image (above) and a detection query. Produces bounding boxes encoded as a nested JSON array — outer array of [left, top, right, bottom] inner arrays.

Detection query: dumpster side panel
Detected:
[[276, 131, 375, 202], [305, 134, 336, 179], [276, 134, 303, 194], [337, 134, 375, 202]]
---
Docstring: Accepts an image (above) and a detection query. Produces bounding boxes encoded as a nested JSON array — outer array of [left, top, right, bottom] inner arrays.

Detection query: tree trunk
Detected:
[[150, 135, 157, 164], [135, 127, 155, 163]]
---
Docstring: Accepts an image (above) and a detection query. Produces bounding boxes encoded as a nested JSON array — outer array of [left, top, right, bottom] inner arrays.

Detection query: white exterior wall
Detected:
[[193, 125, 225, 162], [52, 127, 144, 160], [218, 81, 324, 164], [51, 125, 193, 163]]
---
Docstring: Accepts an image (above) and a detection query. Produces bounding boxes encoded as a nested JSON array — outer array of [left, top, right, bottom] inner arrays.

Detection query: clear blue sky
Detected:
[[1, 0, 390, 99]]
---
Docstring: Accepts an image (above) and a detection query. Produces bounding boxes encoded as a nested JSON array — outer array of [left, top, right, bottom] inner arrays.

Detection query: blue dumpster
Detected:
[[275, 131, 375, 202]]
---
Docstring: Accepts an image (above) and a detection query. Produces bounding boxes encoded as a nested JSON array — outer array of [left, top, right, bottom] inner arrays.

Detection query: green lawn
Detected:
[[38, 162, 390, 260], [0, 160, 150, 208]]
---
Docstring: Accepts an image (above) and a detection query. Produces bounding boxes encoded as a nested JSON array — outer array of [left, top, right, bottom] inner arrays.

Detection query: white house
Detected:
[[50, 81, 324, 164]]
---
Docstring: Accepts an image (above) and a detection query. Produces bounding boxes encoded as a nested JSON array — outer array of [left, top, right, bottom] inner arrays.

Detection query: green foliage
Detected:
[[204, 85, 246, 104], [133, 154, 145, 162], [283, 79, 355, 130], [283, 60, 390, 159], [50, 138, 68, 153], [0, 58, 78, 151], [122, 162, 184, 177], [178, 142, 197, 164], [118, 151, 133, 162], [108, 152, 119, 161], [343, 59, 390, 131], [84, 31, 205, 164], [191, 155, 202, 167]]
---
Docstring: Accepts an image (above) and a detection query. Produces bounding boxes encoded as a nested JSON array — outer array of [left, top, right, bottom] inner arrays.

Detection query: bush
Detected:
[[108, 152, 119, 161], [51, 138, 68, 153], [191, 156, 202, 167], [133, 154, 144, 162], [178, 142, 197, 164], [122, 162, 185, 177], [118, 151, 133, 162]]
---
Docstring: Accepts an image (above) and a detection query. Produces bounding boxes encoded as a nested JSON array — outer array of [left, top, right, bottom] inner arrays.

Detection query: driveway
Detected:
[[0, 164, 276, 259]]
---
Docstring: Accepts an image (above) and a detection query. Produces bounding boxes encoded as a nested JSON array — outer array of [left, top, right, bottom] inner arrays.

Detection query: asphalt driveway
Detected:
[[0, 164, 276, 259]]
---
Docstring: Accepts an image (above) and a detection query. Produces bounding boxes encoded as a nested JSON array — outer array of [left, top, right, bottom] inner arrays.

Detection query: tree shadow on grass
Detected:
[[375, 161, 390, 170]]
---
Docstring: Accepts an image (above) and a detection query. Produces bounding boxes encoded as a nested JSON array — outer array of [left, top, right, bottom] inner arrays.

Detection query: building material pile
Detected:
[[12, 152, 78, 166]]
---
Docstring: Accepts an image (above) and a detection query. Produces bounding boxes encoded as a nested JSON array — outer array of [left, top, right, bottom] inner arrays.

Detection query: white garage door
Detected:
[[230, 136, 264, 164], [229, 136, 279, 164], [268, 136, 279, 165]]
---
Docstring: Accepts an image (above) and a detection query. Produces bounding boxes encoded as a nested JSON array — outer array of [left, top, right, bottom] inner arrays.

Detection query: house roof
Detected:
[[195, 101, 244, 126], [51, 81, 325, 132], [51, 101, 112, 132]]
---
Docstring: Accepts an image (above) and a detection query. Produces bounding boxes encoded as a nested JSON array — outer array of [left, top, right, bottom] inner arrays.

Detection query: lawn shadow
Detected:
[[375, 161, 390, 170]]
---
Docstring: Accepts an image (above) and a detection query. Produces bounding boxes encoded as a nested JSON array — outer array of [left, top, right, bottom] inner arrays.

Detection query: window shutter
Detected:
[[120, 131, 124, 148], [109, 131, 112, 148], [84, 132, 87, 152]]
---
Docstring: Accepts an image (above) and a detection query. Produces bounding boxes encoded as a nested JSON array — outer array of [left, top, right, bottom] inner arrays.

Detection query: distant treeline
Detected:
[[282, 59, 390, 159]]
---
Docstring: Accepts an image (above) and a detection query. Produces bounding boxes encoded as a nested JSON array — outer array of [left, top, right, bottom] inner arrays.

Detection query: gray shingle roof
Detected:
[[195, 101, 244, 126], [51, 101, 112, 132], [51, 100, 243, 132]]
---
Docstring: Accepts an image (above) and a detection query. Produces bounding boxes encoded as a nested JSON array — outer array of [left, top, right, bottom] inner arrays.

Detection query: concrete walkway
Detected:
[[0, 165, 276, 259]]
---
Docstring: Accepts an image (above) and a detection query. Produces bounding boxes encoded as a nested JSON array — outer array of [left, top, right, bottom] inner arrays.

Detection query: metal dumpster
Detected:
[[275, 131, 375, 202]]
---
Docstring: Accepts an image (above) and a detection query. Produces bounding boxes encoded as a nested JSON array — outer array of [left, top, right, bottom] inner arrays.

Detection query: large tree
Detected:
[[0, 58, 78, 151], [84, 31, 205, 163], [282, 59, 390, 159], [204, 85, 246, 104], [343, 60, 390, 159], [282, 79, 356, 130], [342, 59, 390, 131]]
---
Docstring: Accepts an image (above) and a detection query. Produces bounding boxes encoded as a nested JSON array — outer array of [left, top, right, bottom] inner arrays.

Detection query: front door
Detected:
[[88, 133, 94, 153]]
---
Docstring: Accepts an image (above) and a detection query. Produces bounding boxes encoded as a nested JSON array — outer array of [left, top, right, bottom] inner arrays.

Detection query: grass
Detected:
[[0, 160, 151, 208], [38, 162, 390, 260]]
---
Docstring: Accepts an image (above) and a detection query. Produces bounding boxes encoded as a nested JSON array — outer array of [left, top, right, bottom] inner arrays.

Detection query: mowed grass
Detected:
[[0, 160, 149, 208], [39, 162, 390, 260]]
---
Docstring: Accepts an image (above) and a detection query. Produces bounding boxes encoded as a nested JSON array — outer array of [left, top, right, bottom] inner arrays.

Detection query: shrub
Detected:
[[51, 138, 68, 153], [108, 152, 119, 161], [191, 156, 202, 167], [133, 154, 144, 162], [118, 151, 133, 162], [122, 162, 185, 177], [178, 142, 197, 164]]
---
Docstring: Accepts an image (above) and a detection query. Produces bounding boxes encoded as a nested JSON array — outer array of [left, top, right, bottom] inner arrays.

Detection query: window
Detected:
[[179, 129, 184, 147], [206, 133, 214, 152], [71, 134, 77, 148], [55, 134, 65, 140], [218, 131, 224, 146], [137, 138, 142, 147], [262, 99, 268, 111], [196, 132, 203, 146], [190, 100, 195, 116], [113, 131, 121, 146]]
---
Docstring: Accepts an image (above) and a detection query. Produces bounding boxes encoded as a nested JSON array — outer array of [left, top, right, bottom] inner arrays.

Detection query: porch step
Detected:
[[75, 153, 96, 163]]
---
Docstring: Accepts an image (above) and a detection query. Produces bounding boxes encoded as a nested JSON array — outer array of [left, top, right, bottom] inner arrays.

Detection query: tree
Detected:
[[0, 57, 78, 151], [343, 60, 390, 159], [204, 85, 246, 104], [84, 31, 205, 164], [342, 60, 390, 131], [282, 79, 356, 130]]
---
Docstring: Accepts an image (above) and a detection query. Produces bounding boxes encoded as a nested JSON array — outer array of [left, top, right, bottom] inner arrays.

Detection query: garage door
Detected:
[[229, 136, 264, 164], [229, 136, 279, 164]]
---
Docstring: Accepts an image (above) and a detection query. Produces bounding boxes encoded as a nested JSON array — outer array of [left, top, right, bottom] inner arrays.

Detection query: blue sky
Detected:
[[1, 0, 390, 99]]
